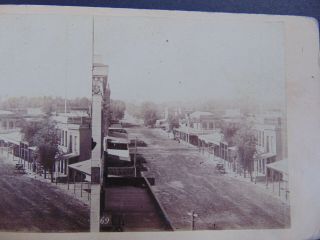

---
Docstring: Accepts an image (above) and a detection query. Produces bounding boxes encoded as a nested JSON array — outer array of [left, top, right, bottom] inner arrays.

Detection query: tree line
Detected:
[[221, 121, 257, 181], [0, 96, 91, 113]]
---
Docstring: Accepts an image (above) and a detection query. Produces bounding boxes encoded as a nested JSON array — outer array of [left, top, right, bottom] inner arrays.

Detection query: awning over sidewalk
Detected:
[[0, 131, 23, 145], [174, 126, 214, 136], [228, 146, 237, 151], [266, 159, 288, 175], [198, 132, 224, 145], [61, 152, 79, 160], [68, 159, 91, 176], [28, 146, 37, 151], [255, 152, 276, 160]]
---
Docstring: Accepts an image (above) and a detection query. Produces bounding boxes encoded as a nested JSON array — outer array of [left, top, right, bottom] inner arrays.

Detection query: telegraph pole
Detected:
[[134, 137, 137, 177]]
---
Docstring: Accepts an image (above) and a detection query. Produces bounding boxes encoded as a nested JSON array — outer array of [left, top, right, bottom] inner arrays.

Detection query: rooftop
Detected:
[[189, 111, 214, 119], [102, 177, 173, 232], [0, 110, 14, 116], [0, 131, 23, 144]]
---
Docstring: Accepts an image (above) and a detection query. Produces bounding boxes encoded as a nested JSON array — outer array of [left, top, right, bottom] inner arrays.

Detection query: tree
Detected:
[[110, 100, 126, 121], [21, 118, 62, 182], [168, 114, 180, 131], [140, 102, 160, 127], [234, 122, 257, 181], [221, 121, 240, 146], [20, 120, 43, 146]]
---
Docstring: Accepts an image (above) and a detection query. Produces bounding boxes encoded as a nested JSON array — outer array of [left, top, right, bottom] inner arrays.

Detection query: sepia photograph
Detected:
[[0, 14, 93, 232], [94, 14, 290, 231], [3, 6, 319, 236]]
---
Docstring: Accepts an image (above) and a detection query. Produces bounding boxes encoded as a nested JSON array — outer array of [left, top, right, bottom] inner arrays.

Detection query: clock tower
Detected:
[[90, 54, 110, 232]]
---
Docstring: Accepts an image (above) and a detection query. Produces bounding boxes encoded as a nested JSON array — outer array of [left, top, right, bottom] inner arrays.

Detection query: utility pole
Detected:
[[186, 114, 190, 147], [134, 137, 137, 177]]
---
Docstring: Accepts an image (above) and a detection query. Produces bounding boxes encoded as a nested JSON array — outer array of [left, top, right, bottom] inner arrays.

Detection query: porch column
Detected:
[[81, 180, 83, 197], [67, 169, 70, 190], [278, 174, 281, 197], [266, 167, 268, 188], [73, 171, 76, 194], [272, 169, 274, 192]]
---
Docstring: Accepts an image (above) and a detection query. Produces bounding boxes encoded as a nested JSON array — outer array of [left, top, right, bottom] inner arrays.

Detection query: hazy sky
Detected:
[[0, 14, 92, 99], [95, 15, 285, 106], [0, 13, 285, 107]]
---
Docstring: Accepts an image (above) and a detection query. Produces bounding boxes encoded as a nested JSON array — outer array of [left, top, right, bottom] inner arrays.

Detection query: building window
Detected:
[[259, 159, 261, 173], [209, 122, 214, 129], [65, 131, 67, 147], [61, 130, 64, 146], [202, 122, 207, 129], [69, 135, 73, 153], [262, 131, 264, 148], [266, 136, 269, 152], [74, 136, 77, 153]]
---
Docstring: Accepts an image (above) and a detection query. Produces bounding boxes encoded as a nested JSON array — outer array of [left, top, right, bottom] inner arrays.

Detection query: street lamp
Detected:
[[134, 137, 137, 177]]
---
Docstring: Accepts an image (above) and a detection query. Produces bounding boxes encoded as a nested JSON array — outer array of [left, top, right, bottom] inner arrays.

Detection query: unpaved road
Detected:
[[127, 126, 290, 230], [0, 156, 89, 232]]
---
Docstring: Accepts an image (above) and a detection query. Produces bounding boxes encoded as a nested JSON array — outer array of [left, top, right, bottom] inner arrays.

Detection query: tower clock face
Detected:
[[92, 77, 102, 95], [92, 84, 101, 95]]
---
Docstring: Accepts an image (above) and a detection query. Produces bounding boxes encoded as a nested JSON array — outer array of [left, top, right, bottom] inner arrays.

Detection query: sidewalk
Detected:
[[0, 149, 91, 206], [199, 152, 290, 205]]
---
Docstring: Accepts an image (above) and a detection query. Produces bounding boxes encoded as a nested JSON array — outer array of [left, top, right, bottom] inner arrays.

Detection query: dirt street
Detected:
[[0, 156, 89, 232], [127, 126, 290, 230]]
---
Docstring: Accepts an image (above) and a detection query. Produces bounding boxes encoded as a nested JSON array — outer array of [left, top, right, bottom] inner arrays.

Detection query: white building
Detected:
[[253, 112, 286, 177], [0, 110, 21, 133], [51, 112, 91, 178], [189, 111, 216, 131]]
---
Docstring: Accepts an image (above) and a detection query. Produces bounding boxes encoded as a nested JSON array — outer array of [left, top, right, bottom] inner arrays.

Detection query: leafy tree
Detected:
[[0, 96, 91, 113], [110, 100, 126, 121], [168, 114, 180, 131], [20, 120, 43, 146], [21, 118, 62, 181], [221, 121, 240, 146], [125, 102, 143, 120], [234, 122, 257, 181], [140, 102, 160, 127]]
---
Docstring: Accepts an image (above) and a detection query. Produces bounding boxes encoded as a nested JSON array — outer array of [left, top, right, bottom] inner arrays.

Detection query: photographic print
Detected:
[[94, 14, 290, 231], [0, 7, 294, 233], [0, 14, 92, 232]]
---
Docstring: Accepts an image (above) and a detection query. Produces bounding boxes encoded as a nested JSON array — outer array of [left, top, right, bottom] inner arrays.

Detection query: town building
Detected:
[[0, 110, 21, 133], [253, 112, 287, 177], [173, 111, 219, 146], [189, 111, 217, 130], [221, 108, 243, 128], [51, 112, 92, 180]]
